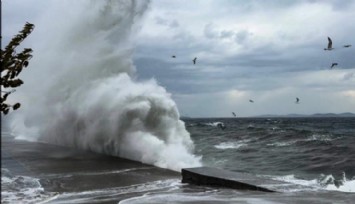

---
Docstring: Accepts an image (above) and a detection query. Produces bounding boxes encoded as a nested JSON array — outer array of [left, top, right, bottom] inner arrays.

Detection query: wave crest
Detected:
[[10, 0, 201, 171]]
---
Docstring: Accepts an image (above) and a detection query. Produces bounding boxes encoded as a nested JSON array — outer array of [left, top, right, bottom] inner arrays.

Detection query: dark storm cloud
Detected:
[[134, 57, 234, 94], [7, 0, 354, 116]]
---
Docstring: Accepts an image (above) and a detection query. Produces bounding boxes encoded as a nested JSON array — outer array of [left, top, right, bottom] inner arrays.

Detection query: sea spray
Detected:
[[1, 168, 57, 203], [10, 0, 201, 171]]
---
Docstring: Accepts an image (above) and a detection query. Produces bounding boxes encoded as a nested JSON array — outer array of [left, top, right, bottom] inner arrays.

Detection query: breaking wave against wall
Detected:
[[10, 0, 201, 171]]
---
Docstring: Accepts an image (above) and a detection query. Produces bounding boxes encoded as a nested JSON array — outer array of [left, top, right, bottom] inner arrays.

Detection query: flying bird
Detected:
[[232, 112, 237, 117], [330, 63, 338, 69], [295, 97, 300, 104], [343, 45, 352, 48], [324, 37, 334, 50], [192, 57, 197, 65], [249, 99, 254, 103], [172, 55, 176, 58]]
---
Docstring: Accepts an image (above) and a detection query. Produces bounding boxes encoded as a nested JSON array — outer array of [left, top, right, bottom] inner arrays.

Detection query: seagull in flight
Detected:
[[249, 99, 254, 103], [295, 97, 300, 104], [324, 37, 334, 51], [172, 55, 176, 58], [232, 112, 237, 117], [343, 45, 352, 48], [192, 57, 197, 65], [330, 63, 338, 69]]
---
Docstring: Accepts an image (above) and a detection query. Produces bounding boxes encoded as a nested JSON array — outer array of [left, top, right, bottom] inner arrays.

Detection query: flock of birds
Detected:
[[324, 36, 352, 69], [171, 55, 198, 65], [171, 37, 351, 67], [170, 36, 352, 118], [230, 97, 300, 117]]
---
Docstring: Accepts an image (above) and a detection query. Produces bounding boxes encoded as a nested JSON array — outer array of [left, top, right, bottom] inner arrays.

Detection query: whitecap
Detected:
[[319, 173, 355, 193], [306, 134, 334, 142], [1, 168, 57, 204], [266, 141, 296, 147], [214, 141, 248, 150], [265, 173, 355, 193]]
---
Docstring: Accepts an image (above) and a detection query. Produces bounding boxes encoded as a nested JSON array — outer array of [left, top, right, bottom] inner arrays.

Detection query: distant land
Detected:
[[180, 112, 355, 119], [254, 112, 355, 118]]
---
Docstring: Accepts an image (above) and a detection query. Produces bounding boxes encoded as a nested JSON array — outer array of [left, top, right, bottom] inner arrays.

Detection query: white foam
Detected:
[[206, 122, 225, 127], [10, 0, 201, 172], [51, 179, 181, 204], [306, 134, 334, 142], [271, 174, 319, 191], [120, 191, 277, 204], [325, 179, 355, 193], [319, 173, 355, 193], [197, 121, 225, 127], [266, 134, 337, 147], [214, 141, 248, 150], [269, 173, 355, 193], [1, 168, 57, 204], [266, 141, 296, 147]]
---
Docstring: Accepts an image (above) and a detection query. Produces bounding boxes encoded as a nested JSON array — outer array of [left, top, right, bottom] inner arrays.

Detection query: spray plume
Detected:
[[10, 0, 201, 171]]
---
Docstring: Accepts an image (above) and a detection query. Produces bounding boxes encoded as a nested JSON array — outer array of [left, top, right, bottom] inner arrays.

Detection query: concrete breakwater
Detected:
[[2, 135, 297, 194], [1, 135, 179, 192], [182, 167, 304, 192], [2, 134, 305, 204]]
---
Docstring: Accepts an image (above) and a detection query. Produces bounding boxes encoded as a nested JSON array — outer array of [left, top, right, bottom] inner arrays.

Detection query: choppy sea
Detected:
[[185, 117, 355, 193], [2, 117, 355, 203]]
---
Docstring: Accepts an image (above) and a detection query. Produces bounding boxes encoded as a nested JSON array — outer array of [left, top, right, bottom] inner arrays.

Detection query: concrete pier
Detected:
[[1, 134, 179, 194], [2, 134, 354, 204], [2, 134, 299, 195], [182, 167, 303, 192]]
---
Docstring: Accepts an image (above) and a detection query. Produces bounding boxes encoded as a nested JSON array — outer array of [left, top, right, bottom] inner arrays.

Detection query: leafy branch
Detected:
[[1, 22, 34, 115]]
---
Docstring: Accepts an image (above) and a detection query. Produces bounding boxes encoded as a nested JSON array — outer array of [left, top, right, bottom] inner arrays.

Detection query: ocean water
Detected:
[[2, 117, 355, 203], [117, 117, 355, 203], [3, 0, 355, 203], [184, 117, 355, 193]]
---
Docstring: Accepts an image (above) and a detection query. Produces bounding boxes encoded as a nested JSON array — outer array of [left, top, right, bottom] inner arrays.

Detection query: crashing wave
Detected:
[[10, 0, 201, 172]]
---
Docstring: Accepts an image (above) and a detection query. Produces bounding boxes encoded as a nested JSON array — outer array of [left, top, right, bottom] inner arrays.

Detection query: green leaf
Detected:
[[13, 103, 21, 110]]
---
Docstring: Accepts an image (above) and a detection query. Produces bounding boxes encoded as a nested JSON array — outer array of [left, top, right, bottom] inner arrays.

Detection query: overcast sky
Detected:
[[3, 0, 355, 117]]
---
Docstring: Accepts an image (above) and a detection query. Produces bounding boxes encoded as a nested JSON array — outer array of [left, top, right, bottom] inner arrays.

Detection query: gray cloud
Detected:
[[155, 16, 180, 28], [234, 30, 252, 44], [5, 0, 355, 117], [220, 30, 234, 39], [343, 72, 354, 81], [203, 23, 219, 39], [307, 0, 354, 10], [203, 23, 253, 46]]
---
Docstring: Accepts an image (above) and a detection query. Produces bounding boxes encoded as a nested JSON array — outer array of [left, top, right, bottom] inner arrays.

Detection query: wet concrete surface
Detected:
[[182, 167, 306, 192], [2, 135, 355, 204], [1, 135, 179, 196]]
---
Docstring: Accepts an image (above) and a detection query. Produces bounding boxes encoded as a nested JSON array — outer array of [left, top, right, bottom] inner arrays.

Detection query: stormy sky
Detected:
[[3, 0, 355, 117]]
